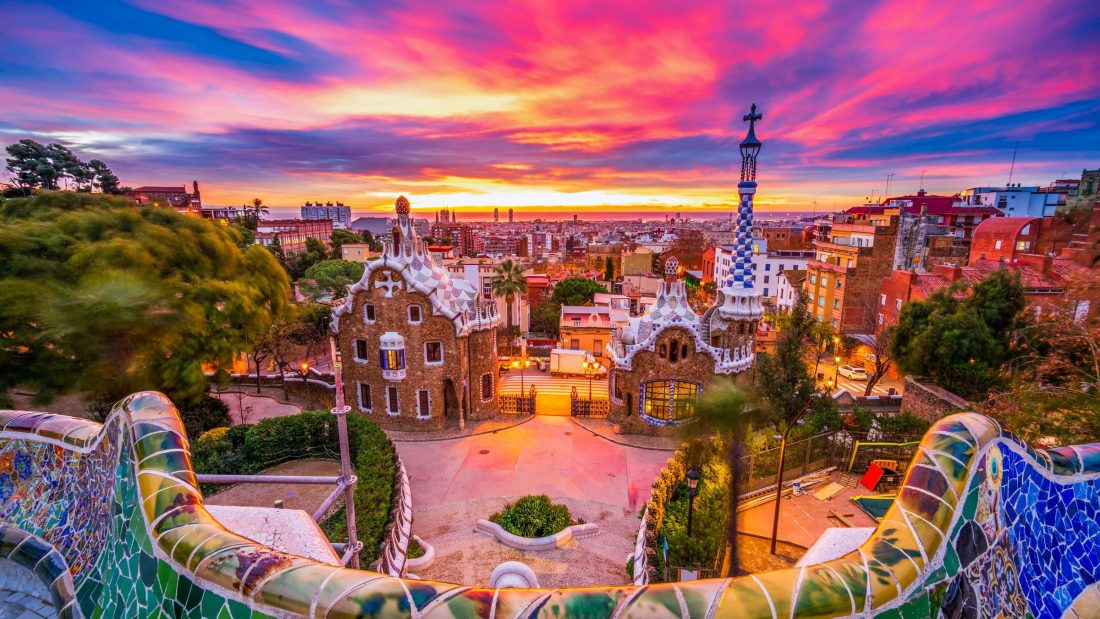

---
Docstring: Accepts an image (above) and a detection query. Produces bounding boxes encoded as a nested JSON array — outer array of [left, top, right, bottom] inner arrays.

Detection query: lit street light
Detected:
[[833, 355, 841, 385]]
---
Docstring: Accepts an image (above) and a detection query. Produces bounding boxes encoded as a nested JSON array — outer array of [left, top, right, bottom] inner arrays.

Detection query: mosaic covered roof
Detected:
[[331, 196, 498, 336]]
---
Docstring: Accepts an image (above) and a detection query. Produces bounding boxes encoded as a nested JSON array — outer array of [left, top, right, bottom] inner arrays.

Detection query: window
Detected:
[[821, 276, 828, 287], [681, 343, 688, 359], [831, 319, 838, 328], [1015, 240, 1029, 251], [424, 341, 443, 364], [641, 380, 700, 423], [836, 279, 842, 289], [364, 304, 376, 322], [354, 339, 369, 363], [659, 343, 667, 358], [763, 275, 770, 284], [358, 383, 372, 412], [763, 288, 769, 296], [669, 339, 679, 362], [994, 240, 1003, 250], [408, 304, 422, 324], [765, 263, 771, 272], [833, 299, 840, 309], [810, 274, 817, 285], [417, 390, 431, 418], [895, 299, 903, 310], [880, 294, 886, 306], [846, 259, 853, 268], [593, 339, 603, 357], [481, 374, 493, 400], [778, 263, 785, 271], [818, 297, 825, 307], [387, 386, 399, 415], [878, 313, 884, 325], [570, 339, 580, 350]]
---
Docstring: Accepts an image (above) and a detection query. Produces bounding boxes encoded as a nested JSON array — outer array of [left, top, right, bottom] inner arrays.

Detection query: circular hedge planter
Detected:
[[478, 495, 598, 551]]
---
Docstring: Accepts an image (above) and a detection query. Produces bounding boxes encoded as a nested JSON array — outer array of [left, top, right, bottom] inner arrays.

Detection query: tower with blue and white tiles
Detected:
[[713, 104, 765, 326]]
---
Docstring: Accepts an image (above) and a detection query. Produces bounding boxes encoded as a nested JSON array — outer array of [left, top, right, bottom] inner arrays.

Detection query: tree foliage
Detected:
[[537, 277, 608, 337], [891, 269, 1025, 399], [298, 259, 364, 301], [984, 292, 1100, 446], [5, 139, 124, 195], [491, 258, 528, 332], [756, 290, 834, 428], [0, 192, 290, 405]]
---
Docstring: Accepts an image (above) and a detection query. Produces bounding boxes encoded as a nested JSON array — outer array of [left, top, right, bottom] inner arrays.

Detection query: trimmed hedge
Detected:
[[490, 495, 575, 538], [193, 411, 397, 565]]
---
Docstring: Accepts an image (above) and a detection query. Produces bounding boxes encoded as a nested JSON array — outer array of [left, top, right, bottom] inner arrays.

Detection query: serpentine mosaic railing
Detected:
[[2, 391, 1099, 618]]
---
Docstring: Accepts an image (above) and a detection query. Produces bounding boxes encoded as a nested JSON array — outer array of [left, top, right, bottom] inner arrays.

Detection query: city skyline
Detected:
[[2, 0, 1099, 212]]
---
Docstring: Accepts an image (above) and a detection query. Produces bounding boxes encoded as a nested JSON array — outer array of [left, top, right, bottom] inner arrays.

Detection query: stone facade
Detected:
[[332, 196, 499, 431], [610, 327, 746, 436]]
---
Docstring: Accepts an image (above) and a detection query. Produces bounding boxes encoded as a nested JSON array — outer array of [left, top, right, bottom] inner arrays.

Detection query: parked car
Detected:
[[837, 365, 868, 380]]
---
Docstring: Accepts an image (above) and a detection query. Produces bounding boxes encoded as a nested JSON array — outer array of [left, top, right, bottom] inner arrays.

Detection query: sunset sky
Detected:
[[2, 0, 1099, 214]]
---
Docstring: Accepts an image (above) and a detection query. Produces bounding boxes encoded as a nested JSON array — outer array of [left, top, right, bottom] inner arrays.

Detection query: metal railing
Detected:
[[570, 387, 610, 417], [500, 386, 537, 414], [738, 430, 853, 494]]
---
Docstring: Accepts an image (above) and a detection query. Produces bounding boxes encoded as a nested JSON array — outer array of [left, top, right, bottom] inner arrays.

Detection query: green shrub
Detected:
[[490, 495, 573, 538], [178, 396, 232, 439], [407, 537, 425, 559], [191, 411, 397, 565]]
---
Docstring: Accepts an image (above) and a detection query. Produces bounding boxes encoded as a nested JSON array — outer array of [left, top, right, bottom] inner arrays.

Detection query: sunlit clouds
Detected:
[[1, 0, 1098, 212]]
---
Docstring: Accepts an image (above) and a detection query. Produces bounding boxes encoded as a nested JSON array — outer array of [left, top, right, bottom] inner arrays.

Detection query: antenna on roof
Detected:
[[919, 169, 927, 192], [1007, 141, 1019, 186]]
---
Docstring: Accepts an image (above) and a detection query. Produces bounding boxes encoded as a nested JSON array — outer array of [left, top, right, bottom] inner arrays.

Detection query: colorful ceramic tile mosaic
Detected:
[[2, 391, 1100, 618]]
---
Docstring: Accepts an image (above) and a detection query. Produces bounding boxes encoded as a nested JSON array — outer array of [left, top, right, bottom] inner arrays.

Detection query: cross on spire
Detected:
[[743, 102, 762, 128]]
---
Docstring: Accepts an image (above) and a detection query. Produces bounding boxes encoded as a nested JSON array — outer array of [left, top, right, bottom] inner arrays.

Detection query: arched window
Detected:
[[669, 340, 679, 362], [625, 392, 633, 417], [659, 344, 667, 358], [681, 343, 688, 359]]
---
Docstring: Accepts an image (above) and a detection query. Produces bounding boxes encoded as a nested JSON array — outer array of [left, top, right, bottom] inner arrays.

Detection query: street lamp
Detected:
[[582, 360, 600, 400], [769, 400, 814, 555], [511, 358, 532, 405], [686, 468, 701, 537], [834, 355, 841, 384], [300, 361, 311, 407]]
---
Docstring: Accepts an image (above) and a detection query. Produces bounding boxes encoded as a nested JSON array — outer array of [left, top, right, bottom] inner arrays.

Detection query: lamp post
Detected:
[[686, 468, 701, 537], [833, 355, 841, 385], [769, 400, 814, 555], [300, 361, 311, 407]]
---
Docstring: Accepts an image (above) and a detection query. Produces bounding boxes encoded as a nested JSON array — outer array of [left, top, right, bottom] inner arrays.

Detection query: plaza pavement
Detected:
[[396, 415, 670, 511], [396, 415, 672, 586]]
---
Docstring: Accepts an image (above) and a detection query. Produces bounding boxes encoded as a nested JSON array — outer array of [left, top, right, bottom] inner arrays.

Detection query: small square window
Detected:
[[364, 304, 376, 322], [895, 299, 902, 310], [354, 339, 369, 363], [408, 305, 422, 323], [765, 264, 771, 272], [425, 341, 443, 364], [763, 275, 770, 283], [833, 299, 840, 309], [880, 294, 886, 306]]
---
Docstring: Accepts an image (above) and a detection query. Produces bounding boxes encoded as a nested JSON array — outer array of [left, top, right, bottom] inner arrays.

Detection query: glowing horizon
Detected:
[[2, 0, 1098, 212]]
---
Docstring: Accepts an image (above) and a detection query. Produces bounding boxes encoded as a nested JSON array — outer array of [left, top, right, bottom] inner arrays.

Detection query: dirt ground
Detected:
[[203, 458, 341, 513]]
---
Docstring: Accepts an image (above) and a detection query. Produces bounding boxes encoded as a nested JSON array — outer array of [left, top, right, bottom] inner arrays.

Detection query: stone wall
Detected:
[[899, 375, 970, 422]]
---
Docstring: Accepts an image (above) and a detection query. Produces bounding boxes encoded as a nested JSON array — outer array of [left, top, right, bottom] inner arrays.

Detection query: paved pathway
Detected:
[[213, 390, 303, 425], [397, 416, 671, 586]]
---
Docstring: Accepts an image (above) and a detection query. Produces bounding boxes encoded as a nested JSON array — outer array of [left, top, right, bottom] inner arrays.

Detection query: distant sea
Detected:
[[259, 207, 829, 223]]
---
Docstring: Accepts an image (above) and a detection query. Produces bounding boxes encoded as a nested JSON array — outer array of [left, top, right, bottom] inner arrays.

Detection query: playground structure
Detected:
[[2, 390, 1100, 618]]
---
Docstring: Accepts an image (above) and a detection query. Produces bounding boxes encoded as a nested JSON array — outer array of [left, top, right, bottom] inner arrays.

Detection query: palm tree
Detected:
[[491, 259, 528, 353], [681, 380, 764, 577], [249, 197, 269, 219]]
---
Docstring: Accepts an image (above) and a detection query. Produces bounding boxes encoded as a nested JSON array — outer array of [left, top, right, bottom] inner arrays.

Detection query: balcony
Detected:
[[808, 259, 849, 274]]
